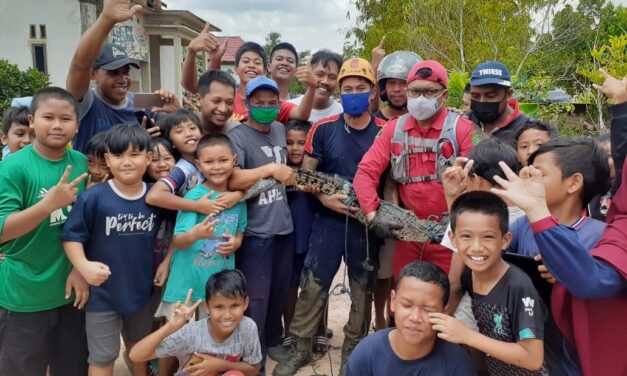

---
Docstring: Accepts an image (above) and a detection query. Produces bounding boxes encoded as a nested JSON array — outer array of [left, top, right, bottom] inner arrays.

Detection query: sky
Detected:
[[165, 0, 357, 55]]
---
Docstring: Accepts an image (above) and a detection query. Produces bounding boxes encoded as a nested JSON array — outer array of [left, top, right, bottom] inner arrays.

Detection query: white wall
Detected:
[[0, 0, 83, 87], [159, 44, 175, 93]]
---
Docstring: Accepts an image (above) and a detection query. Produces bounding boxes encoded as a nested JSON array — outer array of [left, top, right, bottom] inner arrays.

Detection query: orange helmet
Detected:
[[338, 57, 376, 85]]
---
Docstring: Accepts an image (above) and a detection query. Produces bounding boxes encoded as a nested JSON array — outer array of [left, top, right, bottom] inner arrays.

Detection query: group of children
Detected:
[[0, 1, 625, 376]]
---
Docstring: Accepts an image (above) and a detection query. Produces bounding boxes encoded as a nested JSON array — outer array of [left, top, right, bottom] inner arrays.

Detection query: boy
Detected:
[[507, 138, 610, 375], [429, 191, 548, 375], [287, 50, 344, 123], [130, 269, 262, 376], [181, 40, 317, 124], [346, 261, 476, 376], [269, 42, 299, 100], [0, 87, 89, 375], [85, 131, 110, 184], [1, 105, 32, 159], [61, 124, 162, 376], [515, 120, 558, 166], [159, 133, 247, 319]]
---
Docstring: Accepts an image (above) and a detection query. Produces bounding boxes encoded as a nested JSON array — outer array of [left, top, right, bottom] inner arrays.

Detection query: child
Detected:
[[157, 133, 246, 321], [85, 131, 110, 185], [589, 134, 614, 221], [515, 119, 558, 166], [1, 105, 32, 159], [61, 124, 162, 376], [507, 138, 611, 375], [346, 262, 475, 375], [130, 269, 262, 376], [146, 109, 242, 216], [430, 191, 548, 375], [0, 87, 88, 375]]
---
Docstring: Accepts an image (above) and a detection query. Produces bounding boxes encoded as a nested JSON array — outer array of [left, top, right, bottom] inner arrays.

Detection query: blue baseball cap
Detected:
[[470, 61, 511, 87], [246, 76, 280, 98]]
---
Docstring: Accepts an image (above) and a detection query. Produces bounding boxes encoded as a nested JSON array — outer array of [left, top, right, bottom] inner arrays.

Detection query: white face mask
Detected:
[[407, 96, 443, 121]]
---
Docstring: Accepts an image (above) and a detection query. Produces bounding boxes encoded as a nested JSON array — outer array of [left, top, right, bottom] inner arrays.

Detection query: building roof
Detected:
[[216, 36, 246, 63]]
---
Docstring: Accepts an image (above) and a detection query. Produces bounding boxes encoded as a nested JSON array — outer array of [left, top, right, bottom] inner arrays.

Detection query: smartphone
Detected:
[[134, 110, 154, 129], [133, 93, 165, 109]]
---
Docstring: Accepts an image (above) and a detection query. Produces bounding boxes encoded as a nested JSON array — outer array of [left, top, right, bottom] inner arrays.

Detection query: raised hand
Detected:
[[79, 260, 111, 286], [188, 23, 219, 55], [188, 215, 219, 242], [169, 289, 203, 330], [152, 89, 181, 113], [101, 0, 143, 24], [42, 166, 88, 212], [371, 36, 386, 69], [592, 68, 627, 104], [140, 115, 161, 138], [209, 38, 229, 62], [491, 162, 550, 222], [295, 57, 316, 89], [442, 157, 473, 201]]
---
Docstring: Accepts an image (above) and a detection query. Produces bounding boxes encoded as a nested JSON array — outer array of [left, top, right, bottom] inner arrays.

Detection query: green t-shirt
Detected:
[[0, 145, 87, 312], [163, 184, 247, 303]]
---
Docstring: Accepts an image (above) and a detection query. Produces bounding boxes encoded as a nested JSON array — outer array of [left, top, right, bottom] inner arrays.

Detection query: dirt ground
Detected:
[[114, 263, 360, 376]]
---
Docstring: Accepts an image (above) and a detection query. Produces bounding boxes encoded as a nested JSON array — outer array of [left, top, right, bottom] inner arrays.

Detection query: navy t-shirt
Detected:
[[345, 328, 476, 376], [75, 89, 142, 153], [60, 181, 162, 313], [286, 188, 315, 254]]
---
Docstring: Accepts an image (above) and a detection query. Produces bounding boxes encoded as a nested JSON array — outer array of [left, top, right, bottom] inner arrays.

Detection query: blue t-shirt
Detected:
[[163, 184, 247, 303], [345, 328, 476, 376], [508, 216, 606, 257], [74, 89, 141, 153], [286, 188, 315, 254], [160, 158, 205, 196], [60, 181, 162, 314]]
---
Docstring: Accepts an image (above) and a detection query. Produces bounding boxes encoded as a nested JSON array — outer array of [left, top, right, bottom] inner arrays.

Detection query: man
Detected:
[[373, 51, 422, 122], [353, 60, 476, 278], [273, 58, 382, 376], [196, 69, 238, 133], [468, 61, 529, 145], [345, 262, 476, 376], [66, 0, 178, 153], [288, 50, 344, 123], [269, 42, 299, 100]]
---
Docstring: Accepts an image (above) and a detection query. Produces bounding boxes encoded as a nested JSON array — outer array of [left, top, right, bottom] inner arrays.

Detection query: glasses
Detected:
[[406, 88, 446, 99]]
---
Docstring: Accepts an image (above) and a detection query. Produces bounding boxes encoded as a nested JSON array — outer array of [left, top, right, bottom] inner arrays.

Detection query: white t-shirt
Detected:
[[288, 96, 343, 123], [441, 206, 526, 252]]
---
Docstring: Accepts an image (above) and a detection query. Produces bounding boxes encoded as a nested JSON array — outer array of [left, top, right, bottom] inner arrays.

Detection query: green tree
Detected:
[[263, 31, 282, 58], [0, 60, 50, 115]]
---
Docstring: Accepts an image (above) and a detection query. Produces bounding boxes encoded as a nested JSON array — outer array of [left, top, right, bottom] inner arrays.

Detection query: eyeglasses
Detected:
[[406, 88, 446, 99]]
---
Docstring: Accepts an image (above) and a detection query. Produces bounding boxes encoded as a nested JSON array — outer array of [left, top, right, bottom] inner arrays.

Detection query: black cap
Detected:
[[93, 43, 140, 70]]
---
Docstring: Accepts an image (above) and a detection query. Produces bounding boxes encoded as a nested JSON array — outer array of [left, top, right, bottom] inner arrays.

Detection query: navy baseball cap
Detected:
[[93, 43, 140, 70], [470, 61, 511, 87], [245, 76, 279, 98]]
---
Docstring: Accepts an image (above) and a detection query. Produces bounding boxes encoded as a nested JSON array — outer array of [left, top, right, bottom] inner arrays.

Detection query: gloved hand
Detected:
[[369, 213, 403, 239]]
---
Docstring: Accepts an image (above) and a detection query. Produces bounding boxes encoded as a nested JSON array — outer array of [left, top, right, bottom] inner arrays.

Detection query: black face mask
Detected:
[[471, 100, 503, 123]]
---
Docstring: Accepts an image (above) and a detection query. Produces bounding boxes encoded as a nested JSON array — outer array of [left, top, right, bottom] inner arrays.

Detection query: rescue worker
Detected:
[[353, 60, 477, 279]]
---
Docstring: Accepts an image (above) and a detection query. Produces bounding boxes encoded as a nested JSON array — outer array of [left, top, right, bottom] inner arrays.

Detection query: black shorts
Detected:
[[0, 303, 88, 376]]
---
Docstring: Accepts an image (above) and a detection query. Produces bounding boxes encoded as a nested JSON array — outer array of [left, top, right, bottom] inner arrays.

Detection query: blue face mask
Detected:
[[341, 91, 371, 117]]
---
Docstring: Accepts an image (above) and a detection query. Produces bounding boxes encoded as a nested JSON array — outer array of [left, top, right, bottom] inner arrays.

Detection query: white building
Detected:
[[0, 0, 219, 99]]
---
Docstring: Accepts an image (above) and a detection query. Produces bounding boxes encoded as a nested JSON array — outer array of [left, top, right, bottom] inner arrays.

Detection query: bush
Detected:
[[0, 59, 50, 115]]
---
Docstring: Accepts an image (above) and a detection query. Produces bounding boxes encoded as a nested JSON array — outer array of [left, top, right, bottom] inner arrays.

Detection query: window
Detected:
[[39, 25, 46, 39], [32, 44, 47, 74], [29, 25, 36, 38]]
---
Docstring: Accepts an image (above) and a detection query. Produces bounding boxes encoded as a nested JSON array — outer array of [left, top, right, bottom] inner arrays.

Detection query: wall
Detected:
[[0, 0, 84, 87]]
